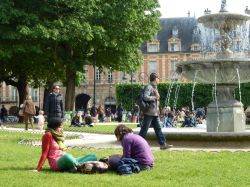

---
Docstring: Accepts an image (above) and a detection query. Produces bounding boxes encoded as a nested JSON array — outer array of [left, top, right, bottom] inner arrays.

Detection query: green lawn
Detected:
[[1, 130, 250, 187], [6, 123, 138, 134]]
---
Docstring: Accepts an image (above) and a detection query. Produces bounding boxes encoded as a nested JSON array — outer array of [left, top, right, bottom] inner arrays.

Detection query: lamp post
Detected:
[[108, 67, 112, 109], [130, 71, 134, 110], [93, 52, 96, 109], [38, 86, 40, 109], [109, 84, 112, 108], [15, 87, 18, 114]]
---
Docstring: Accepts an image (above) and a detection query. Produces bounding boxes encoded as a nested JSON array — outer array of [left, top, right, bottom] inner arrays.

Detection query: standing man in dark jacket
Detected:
[[45, 85, 64, 122], [0, 105, 7, 123], [139, 73, 172, 150]]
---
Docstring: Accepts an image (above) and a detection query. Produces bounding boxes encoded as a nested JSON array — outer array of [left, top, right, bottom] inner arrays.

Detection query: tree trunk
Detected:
[[16, 81, 29, 106], [65, 66, 76, 111]]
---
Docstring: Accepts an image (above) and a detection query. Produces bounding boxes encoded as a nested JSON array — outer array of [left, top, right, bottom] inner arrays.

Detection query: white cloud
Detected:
[[159, 0, 249, 18]]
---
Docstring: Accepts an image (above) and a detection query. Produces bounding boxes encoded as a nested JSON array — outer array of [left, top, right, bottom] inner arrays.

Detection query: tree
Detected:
[[0, 0, 64, 105], [0, 0, 161, 110]]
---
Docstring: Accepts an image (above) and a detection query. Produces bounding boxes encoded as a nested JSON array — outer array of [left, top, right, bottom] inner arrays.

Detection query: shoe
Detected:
[[160, 144, 173, 150]]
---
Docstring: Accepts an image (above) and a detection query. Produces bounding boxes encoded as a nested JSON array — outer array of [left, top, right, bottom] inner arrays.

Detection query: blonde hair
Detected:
[[26, 95, 32, 100], [39, 110, 44, 115]]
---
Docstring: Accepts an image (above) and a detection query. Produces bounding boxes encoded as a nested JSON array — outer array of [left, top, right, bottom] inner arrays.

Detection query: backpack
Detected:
[[136, 87, 150, 113]]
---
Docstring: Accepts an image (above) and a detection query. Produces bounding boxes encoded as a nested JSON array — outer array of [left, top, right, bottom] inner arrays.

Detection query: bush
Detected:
[[116, 82, 250, 111]]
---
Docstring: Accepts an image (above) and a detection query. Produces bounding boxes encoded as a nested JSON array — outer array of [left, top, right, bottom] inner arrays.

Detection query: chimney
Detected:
[[204, 8, 211, 15], [245, 6, 250, 15]]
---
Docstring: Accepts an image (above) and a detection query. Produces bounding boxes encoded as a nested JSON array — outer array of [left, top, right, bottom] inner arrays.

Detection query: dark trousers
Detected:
[[139, 115, 166, 146], [117, 115, 122, 122]]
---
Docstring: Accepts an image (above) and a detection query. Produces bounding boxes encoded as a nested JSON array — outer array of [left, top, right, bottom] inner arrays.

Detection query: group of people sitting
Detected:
[[34, 118, 154, 175], [160, 106, 206, 128], [70, 111, 94, 127]]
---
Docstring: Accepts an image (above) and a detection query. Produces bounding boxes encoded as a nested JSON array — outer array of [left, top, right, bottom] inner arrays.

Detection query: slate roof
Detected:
[[141, 17, 199, 54]]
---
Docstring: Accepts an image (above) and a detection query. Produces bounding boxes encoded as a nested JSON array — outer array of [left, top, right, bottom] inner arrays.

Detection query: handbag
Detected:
[[18, 109, 24, 116]]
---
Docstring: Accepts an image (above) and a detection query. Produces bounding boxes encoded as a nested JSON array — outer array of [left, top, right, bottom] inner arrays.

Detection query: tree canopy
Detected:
[[0, 0, 161, 109]]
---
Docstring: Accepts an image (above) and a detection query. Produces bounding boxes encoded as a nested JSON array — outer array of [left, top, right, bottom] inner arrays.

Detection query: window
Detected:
[[168, 37, 181, 52], [171, 43, 176, 51], [236, 41, 240, 51], [172, 26, 178, 37], [95, 67, 101, 81], [149, 59, 157, 74], [147, 43, 159, 52], [108, 69, 113, 83], [11, 87, 17, 101], [121, 72, 127, 81], [191, 44, 201, 51], [31, 89, 38, 102], [170, 59, 178, 80], [193, 26, 200, 35]]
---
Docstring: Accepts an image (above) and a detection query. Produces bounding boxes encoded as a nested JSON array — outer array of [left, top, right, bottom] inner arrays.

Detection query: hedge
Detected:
[[116, 82, 250, 111]]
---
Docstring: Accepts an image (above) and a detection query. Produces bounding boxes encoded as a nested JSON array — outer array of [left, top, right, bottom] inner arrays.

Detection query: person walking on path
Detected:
[[23, 96, 36, 131], [139, 73, 173, 150], [34, 117, 97, 172], [45, 85, 64, 122]]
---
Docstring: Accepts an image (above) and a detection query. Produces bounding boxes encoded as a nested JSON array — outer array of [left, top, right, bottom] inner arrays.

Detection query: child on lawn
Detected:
[[37, 110, 45, 131]]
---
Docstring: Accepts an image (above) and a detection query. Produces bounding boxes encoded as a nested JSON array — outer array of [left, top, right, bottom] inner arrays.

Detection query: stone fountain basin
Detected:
[[176, 59, 250, 84], [198, 12, 250, 31], [134, 128, 250, 148]]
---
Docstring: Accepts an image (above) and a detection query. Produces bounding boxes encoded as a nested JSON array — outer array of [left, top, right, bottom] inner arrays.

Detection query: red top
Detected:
[[36, 132, 64, 171]]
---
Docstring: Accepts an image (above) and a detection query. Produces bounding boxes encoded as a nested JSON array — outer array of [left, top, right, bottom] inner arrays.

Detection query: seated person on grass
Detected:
[[34, 117, 97, 172], [109, 124, 154, 173], [70, 112, 84, 127], [84, 111, 94, 127]]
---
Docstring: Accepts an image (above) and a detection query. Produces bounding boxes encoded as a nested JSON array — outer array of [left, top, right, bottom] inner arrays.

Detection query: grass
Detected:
[[1, 130, 250, 187], [6, 123, 138, 134]]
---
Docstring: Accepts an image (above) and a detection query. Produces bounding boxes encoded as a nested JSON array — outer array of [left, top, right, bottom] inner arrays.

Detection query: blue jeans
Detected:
[[139, 115, 166, 146]]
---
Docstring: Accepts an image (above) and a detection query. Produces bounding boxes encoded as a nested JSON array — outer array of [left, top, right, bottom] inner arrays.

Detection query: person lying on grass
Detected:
[[109, 124, 154, 172], [33, 117, 97, 172]]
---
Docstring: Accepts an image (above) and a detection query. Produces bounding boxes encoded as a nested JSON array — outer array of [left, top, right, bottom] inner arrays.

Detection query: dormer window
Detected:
[[171, 43, 177, 51], [168, 37, 181, 52], [193, 26, 200, 35], [172, 26, 178, 37], [147, 40, 160, 52], [191, 44, 201, 51]]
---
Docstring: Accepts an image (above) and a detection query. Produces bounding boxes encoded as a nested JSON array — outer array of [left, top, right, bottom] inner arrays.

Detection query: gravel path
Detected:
[[2, 127, 250, 152]]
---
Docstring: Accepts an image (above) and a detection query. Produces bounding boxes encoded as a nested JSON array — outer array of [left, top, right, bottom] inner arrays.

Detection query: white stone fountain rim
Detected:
[[198, 12, 250, 23], [176, 58, 250, 66]]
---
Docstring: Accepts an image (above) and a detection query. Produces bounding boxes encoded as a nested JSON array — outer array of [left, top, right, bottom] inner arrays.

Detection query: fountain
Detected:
[[133, 1, 250, 148], [176, 0, 250, 132]]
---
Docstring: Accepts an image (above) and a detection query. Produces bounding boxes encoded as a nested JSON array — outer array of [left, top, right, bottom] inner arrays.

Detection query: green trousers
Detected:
[[57, 153, 97, 172]]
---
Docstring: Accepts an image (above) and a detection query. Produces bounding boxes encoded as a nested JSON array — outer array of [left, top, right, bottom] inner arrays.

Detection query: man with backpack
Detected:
[[138, 73, 173, 149]]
